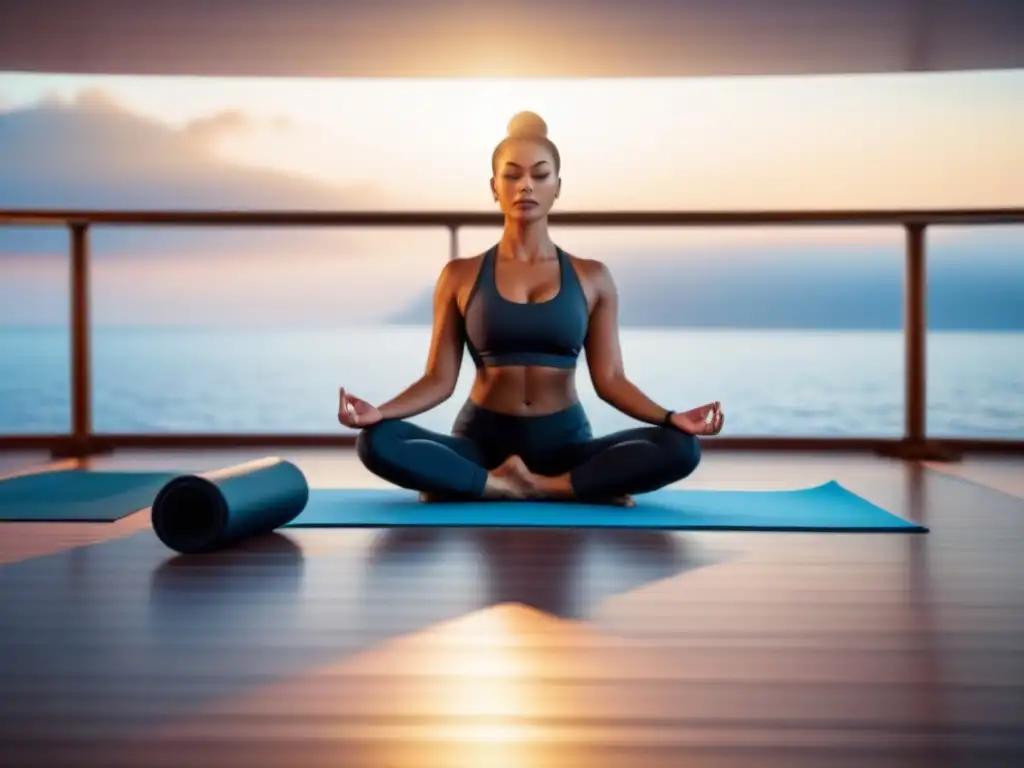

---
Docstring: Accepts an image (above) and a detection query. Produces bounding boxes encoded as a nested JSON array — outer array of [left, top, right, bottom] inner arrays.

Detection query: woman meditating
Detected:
[[339, 111, 724, 505]]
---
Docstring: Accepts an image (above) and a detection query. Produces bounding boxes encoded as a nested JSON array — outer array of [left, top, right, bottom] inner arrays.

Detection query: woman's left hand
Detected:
[[670, 401, 724, 435]]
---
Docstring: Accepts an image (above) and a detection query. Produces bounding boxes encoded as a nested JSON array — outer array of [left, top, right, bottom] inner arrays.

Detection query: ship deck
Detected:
[[1, 448, 1023, 767]]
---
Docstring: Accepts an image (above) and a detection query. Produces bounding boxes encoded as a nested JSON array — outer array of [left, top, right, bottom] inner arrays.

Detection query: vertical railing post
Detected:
[[448, 225, 459, 261], [904, 222, 927, 445], [69, 222, 92, 452]]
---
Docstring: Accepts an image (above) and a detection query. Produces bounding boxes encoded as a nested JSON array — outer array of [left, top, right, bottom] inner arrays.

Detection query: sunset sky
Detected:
[[4, 68, 1023, 210], [1, 68, 1022, 326]]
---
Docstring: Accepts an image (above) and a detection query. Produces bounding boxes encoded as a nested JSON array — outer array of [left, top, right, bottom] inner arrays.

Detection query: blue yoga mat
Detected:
[[0, 469, 178, 522], [2, 459, 926, 553], [285, 482, 927, 533]]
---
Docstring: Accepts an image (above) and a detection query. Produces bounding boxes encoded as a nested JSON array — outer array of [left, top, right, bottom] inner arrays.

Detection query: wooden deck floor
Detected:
[[1, 449, 1022, 767]]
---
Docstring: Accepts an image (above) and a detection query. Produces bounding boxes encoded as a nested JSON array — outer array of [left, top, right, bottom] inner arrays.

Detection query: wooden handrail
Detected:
[[1, 207, 1024, 228], [1, 206, 1022, 461]]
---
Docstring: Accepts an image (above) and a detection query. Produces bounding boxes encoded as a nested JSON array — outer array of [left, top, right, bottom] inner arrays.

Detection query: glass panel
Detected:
[[926, 225, 1024, 439], [88, 226, 448, 434], [547, 226, 906, 437], [0, 225, 70, 434]]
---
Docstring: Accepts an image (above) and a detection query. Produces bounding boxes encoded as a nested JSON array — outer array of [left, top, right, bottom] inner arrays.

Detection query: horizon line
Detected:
[[2, 323, 1022, 334]]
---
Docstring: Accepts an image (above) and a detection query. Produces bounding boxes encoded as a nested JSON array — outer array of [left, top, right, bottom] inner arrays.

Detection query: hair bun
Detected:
[[507, 111, 548, 139]]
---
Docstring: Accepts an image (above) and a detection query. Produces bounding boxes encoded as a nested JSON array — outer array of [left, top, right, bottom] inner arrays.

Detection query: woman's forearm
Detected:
[[596, 373, 671, 425], [376, 375, 454, 420]]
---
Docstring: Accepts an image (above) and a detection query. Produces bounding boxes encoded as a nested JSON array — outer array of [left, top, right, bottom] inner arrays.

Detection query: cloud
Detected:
[[0, 88, 379, 255], [181, 108, 294, 149]]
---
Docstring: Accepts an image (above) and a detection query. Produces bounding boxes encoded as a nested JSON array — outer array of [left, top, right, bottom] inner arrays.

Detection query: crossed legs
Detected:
[[355, 419, 504, 499], [526, 424, 702, 503], [356, 418, 701, 503]]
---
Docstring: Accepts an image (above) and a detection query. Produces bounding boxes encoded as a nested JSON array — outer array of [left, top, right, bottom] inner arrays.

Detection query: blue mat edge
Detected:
[[287, 480, 930, 533], [0, 469, 180, 523]]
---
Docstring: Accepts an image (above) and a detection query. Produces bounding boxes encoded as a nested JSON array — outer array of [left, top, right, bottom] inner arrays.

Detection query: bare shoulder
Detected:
[[437, 253, 483, 287], [566, 253, 615, 292], [435, 253, 487, 311]]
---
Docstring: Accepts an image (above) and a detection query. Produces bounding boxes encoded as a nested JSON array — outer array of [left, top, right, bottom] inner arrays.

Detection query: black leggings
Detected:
[[355, 400, 701, 501]]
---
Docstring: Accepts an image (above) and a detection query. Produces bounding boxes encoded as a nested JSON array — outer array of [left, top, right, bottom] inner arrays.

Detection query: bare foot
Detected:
[[497, 459, 582, 500], [456, 457, 635, 504], [499, 456, 534, 488], [482, 455, 537, 499], [487, 456, 579, 500], [492, 455, 526, 479]]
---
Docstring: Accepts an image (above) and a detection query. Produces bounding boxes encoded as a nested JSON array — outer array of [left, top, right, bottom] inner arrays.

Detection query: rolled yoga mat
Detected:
[[150, 457, 309, 554]]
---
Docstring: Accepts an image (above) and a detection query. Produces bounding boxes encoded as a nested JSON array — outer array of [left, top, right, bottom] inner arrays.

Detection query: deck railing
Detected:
[[2, 207, 1023, 461]]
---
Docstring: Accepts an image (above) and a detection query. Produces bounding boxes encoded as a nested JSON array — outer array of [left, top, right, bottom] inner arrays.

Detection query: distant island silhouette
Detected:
[[388, 240, 1024, 331]]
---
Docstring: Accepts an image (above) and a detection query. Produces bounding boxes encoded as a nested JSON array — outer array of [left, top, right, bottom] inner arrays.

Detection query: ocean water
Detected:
[[1, 325, 1022, 439]]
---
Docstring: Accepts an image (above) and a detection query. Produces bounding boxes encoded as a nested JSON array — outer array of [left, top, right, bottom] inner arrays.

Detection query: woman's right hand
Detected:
[[337, 387, 383, 429]]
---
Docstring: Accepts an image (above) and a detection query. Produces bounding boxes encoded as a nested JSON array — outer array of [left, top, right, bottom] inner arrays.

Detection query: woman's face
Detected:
[[491, 139, 560, 222]]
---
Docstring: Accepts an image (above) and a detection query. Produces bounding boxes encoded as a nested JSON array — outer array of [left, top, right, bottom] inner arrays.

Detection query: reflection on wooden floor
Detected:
[[1, 449, 1022, 767]]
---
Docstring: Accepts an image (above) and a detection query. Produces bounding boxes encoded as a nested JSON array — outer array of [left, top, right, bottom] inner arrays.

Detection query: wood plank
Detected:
[[925, 458, 1024, 501], [0, 450, 1022, 767]]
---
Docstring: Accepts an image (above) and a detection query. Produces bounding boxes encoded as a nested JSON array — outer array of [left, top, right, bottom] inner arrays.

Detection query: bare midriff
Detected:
[[469, 365, 579, 416]]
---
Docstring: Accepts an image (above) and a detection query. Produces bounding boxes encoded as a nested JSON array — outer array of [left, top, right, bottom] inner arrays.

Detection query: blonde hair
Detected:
[[491, 111, 561, 174]]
